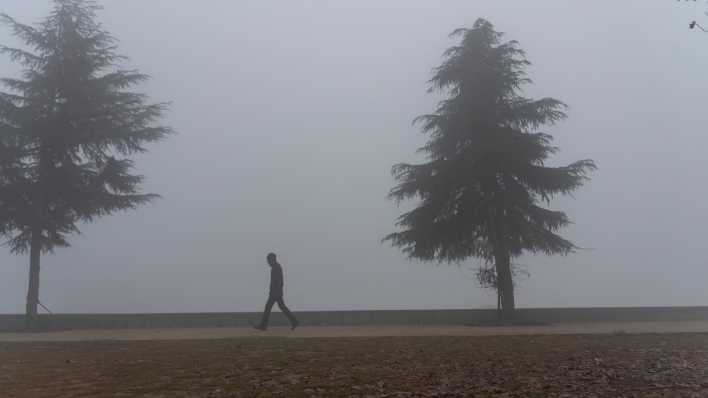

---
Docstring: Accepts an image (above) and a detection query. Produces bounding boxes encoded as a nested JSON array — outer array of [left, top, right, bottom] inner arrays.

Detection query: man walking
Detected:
[[254, 252, 299, 330]]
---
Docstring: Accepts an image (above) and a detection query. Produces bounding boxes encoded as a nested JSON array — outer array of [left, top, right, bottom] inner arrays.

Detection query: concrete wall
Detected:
[[1, 307, 708, 332]]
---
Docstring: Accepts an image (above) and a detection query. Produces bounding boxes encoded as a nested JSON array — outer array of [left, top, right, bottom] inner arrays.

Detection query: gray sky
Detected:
[[1, 0, 707, 314]]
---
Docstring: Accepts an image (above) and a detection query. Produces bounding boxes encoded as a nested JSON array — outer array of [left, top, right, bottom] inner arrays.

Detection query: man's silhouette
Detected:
[[254, 252, 299, 330]]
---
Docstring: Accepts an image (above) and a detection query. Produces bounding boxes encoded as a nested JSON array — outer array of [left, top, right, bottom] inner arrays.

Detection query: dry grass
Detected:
[[1, 333, 708, 397]]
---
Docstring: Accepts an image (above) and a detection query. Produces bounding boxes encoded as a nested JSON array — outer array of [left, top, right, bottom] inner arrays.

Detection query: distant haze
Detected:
[[1, 0, 707, 313]]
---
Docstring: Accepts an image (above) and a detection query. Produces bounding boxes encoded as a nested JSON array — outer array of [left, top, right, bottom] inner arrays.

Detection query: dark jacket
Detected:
[[269, 262, 284, 297]]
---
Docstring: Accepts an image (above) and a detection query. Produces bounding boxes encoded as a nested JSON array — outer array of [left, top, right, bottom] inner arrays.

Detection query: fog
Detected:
[[0, 0, 706, 314]]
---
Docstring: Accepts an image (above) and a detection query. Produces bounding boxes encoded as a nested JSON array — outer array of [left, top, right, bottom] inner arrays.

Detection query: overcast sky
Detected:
[[0, 0, 707, 314]]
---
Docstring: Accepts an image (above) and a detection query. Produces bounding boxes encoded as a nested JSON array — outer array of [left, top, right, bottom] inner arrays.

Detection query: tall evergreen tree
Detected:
[[385, 19, 595, 318], [0, 0, 171, 328]]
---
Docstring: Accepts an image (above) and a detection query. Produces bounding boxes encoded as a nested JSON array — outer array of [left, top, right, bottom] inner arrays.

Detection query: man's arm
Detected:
[[270, 266, 284, 293]]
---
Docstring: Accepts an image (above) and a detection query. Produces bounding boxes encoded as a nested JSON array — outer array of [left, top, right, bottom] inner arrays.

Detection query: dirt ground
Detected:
[[1, 323, 708, 397]]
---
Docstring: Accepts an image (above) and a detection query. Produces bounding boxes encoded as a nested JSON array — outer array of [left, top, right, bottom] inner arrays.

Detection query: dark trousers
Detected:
[[258, 294, 298, 328]]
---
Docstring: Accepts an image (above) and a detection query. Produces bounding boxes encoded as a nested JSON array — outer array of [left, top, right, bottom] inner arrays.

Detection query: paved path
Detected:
[[1, 321, 707, 342]]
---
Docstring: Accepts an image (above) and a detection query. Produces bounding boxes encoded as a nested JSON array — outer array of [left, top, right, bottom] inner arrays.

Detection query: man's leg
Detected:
[[276, 297, 299, 329], [256, 296, 276, 330]]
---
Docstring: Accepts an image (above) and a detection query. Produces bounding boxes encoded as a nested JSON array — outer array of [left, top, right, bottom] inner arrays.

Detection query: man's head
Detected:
[[266, 252, 277, 266]]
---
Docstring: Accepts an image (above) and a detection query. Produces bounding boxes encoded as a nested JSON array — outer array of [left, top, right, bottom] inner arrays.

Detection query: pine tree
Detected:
[[385, 19, 595, 319], [0, 0, 172, 328]]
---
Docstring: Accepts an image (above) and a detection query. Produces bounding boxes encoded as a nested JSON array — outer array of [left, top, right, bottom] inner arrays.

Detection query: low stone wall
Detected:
[[1, 307, 708, 332]]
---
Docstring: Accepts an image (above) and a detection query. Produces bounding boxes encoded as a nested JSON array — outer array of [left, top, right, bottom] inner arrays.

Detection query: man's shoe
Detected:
[[253, 325, 267, 331], [291, 320, 299, 331]]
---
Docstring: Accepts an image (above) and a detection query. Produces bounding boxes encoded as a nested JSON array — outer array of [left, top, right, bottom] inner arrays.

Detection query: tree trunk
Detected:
[[495, 249, 515, 320], [492, 206, 515, 321], [25, 230, 41, 330]]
